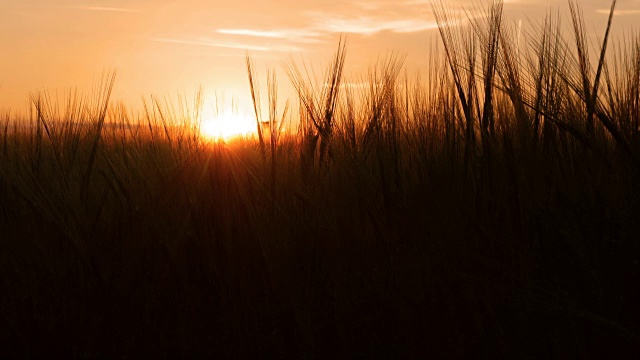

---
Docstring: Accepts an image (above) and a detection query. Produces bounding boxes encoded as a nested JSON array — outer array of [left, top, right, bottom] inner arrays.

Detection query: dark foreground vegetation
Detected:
[[1, 1, 639, 358]]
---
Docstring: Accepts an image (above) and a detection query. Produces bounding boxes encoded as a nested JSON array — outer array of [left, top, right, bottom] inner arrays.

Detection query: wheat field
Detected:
[[1, 1, 639, 358]]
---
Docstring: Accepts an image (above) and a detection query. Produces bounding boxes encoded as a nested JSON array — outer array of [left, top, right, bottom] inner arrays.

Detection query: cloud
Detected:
[[158, 0, 466, 53], [303, 0, 440, 35], [69, 6, 141, 13], [215, 1, 443, 42], [308, 14, 439, 35], [151, 38, 303, 52], [218, 29, 289, 39], [217, 28, 324, 44], [596, 9, 640, 16]]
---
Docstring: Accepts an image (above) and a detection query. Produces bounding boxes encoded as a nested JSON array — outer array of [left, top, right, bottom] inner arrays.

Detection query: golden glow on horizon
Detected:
[[200, 110, 257, 141]]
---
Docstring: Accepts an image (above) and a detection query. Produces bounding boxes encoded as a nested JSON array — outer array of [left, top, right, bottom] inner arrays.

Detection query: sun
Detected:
[[200, 110, 257, 141]]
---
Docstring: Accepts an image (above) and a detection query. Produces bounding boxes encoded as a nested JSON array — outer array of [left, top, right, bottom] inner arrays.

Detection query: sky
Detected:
[[1, 0, 639, 117]]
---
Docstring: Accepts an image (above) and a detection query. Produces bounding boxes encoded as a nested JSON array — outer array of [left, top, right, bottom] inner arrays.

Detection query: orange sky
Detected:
[[1, 0, 639, 117]]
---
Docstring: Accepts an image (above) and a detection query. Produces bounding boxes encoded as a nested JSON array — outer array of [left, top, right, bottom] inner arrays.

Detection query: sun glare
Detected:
[[200, 110, 257, 141]]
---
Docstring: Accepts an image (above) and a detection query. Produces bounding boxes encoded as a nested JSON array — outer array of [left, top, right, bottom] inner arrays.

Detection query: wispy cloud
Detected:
[[215, 1, 441, 42], [217, 28, 324, 43], [596, 9, 640, 16], [308, 14, 439, 35], [303, 0, 440, 35], [151, 38, 303, 52], [158, 0, 465, 53], [69, 6, 141, 13], [218, 29, 287, 39], [152, 38, 270, 51]]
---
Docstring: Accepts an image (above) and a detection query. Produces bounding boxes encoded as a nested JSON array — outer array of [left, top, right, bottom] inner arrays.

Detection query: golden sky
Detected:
[[1, 0, 639, 116]]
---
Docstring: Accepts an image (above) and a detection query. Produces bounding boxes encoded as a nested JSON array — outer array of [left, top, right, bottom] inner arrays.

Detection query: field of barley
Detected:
[[1, 1, 639, 358]]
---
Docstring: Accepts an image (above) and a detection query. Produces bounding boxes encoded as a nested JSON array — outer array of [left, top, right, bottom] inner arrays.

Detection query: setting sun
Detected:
[[200, 110, 257, 140]]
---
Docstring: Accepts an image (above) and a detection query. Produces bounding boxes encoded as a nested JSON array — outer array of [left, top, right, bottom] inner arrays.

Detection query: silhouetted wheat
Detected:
[[1, 1, 639, 358]]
